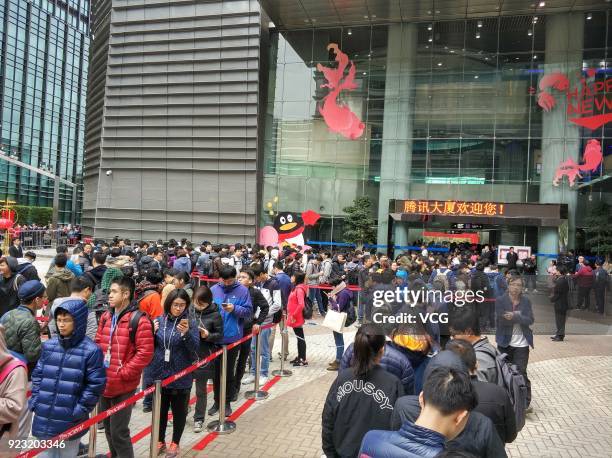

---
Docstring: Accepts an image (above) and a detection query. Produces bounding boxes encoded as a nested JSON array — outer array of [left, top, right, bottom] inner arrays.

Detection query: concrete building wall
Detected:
[[83, 0, 262, 242]]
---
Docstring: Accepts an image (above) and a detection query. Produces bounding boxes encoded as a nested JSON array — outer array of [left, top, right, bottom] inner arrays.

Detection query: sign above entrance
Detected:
[[399, 199, 504, 217]]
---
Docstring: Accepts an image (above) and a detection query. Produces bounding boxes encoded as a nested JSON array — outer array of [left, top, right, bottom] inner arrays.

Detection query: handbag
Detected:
[[322, 309, 347, 333]]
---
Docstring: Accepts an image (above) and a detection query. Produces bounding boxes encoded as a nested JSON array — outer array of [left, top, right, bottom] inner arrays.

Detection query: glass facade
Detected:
[[261, 11, 611, 250], [0, 0, 89, 223]]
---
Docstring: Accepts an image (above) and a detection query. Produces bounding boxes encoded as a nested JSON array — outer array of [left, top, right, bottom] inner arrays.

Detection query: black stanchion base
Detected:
[[206, 419, 236, 434], [271, 369, 292, 377], [244, 389, 269, 400]]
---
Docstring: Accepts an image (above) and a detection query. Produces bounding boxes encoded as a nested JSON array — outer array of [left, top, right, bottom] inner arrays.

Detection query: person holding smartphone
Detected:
[[149, 289, 199, 457], [191, 285, 223, 433]]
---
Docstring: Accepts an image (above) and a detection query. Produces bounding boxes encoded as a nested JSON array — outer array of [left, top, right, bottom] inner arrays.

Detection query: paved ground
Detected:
[[26, 248, 612, 457]]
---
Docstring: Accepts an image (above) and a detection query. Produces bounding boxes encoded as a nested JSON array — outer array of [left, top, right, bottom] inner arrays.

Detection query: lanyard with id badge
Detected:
[[104, 314, 119, 368], [162, 316, 178, 362]]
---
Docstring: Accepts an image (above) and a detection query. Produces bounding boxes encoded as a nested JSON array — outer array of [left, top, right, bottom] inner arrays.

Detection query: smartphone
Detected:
[[222, 302, 231, 309], [179, 318, 188, 327]]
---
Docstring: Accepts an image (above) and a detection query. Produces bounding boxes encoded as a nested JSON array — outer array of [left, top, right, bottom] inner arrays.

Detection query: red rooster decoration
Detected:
[[553, 139, 604, 187]]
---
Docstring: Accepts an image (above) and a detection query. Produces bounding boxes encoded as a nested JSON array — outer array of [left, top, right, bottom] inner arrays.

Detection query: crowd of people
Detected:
[[0, 236, 608, 458]]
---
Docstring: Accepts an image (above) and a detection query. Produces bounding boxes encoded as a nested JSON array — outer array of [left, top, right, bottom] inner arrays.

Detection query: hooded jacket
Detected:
[[0, 257, 24, 317], [146, 311, 199, 391], [16, 261, 40, 282], [287, 283, 308, 328], [173, 256, 192, 274], [50, 297, 98, 340], [135, 282, 163, 319], [340, 341, 415, 395], [255, 277, 282, 326], [210, 281, 253, 344], [45, 268, 75, 304], [574, 264, 594, 288], [359, 420, 445, 458], [322, 365, 404, 458], [85, 265, 107, 289], [473, 336, 498, 384], [30, 299, 106, 440], [95, 301, 154, 397]]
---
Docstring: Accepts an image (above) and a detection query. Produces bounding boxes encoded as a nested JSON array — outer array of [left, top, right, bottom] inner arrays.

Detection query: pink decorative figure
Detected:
[[316, 44, 365, 140], [537, 72, 570, 112], [258, 225, 279, 247], [552, 139, 604, 187]]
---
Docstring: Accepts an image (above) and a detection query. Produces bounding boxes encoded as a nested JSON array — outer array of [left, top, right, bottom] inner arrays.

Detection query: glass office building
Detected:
[[259, 2, 611, 259], [0, 0, 89, 223]]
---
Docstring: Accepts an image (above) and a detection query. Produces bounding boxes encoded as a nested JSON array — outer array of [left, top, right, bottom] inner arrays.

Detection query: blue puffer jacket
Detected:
[[211, 281, 253, 344], [359, 421, 445, 458], [146, 311, 199, 390], [340, 341, 415, 395], [173, 257, 192, 274], [30, 299, 106, 439]]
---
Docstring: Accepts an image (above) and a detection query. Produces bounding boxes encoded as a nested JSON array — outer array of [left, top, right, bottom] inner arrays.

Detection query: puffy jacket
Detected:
[[146, 311, 199, 390], [359, 421, 445, 458], [95, 302, 154, 398], [30, 299, 106, 439], [472, 377, 517, 443], [574, 264, 594, 288], [210, 281, 252, 344], [287, 283, 308, 328], [495, 294, 535, 348], [135, 282, 163, 319], [173, 257, 192, 274], [50, 297, 98, 341], [46, 268, 75, 304], [341, 342, 415, 395], [0, 305, 41, 367], [193, 304, 223, 363], [16, 262, 40, 282], [391, 395, 507, 457]]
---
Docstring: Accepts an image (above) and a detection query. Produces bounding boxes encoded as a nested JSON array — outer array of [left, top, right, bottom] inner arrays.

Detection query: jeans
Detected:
[[250, 327, 271, 377], [498, 345, 531, 407], [332, 331, 344, 362], [159, 388, 190, 445], [100, 391, 136, 458], [524, 274, 536, 290], [309, 287, 324, 315], [293, 327, 306, 360], [269, 322, 288, 360], [213, 345, 239, 407], [357, 292, 365, 321], [38, 439, 80, 458]]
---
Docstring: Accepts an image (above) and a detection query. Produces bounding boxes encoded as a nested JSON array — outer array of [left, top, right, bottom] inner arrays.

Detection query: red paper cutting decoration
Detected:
[[553, 139, 603, 187], [316, 44, 365, 140]]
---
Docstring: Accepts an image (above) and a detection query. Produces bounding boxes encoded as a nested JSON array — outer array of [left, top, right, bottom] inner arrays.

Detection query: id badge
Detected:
[[104, 350, 111, 368], [164, 349, 171, 362]]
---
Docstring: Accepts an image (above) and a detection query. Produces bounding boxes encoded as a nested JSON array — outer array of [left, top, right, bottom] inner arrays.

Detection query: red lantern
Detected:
[[0, 218, 13, 230]]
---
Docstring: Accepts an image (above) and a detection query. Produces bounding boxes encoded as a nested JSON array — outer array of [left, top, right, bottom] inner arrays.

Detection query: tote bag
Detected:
[[322, 309, 347, 333]]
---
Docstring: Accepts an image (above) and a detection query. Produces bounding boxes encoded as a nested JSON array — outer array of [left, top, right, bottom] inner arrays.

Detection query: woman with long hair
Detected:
[[322, 324, 404, 458], [149, 289, 199, 457], [287, 271, 308, 366]]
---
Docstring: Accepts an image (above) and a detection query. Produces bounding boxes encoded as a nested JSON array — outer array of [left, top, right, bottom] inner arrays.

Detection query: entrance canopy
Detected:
[[389, 199, 568, 228]]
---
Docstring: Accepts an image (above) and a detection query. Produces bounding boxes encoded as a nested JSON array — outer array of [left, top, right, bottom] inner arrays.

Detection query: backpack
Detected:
[[302, 295, 314, 320], [433, 269, 450, 291], [594, 268, 609, 288], [487, 272, 506, 298], [345, 302, 357, 327], [346, 267, 359, 286], [481, 346, 528, 432], [197, 254, 212, 276]]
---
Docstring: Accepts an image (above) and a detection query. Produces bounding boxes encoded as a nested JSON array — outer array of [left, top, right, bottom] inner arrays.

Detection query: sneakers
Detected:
[[166, 442, 179, 458], [291, 358, 308, 367], [327, 360, 340, 371], [289, 357, 300, 365], [97, 422, 105, 431], [259, 376, 269, 385], [208, 404, 219, 416], [157, 442, 166, 456], [143, 404, 152, 413], [225, 405, 233, 417], [193, 420, 204, 433], [242, 374, 256, 385]]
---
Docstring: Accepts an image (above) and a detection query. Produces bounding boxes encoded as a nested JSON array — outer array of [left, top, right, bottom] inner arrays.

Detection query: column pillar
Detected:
[[377, 23, 417, 249], [538, 13, 583, 269]]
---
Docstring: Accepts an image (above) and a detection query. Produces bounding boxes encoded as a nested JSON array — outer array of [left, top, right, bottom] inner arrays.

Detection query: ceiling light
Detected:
[[347, 29, 352, 35], [371, 15, 376, 18], [427, 24, 433, 31], [515, 57, 520, 60], [474, 75, 479, 79], [528, 30, 533, 36], [533, 16, 538, 23], [437, 62, 443, 66], [475, 32, 481, 39], [586, 13, 592, 20], [477, 20, 483, 28], [533, 55, 538, 60], [538, 1, 545, 7], [428, 37, 433, 42], [450, 50, 455, 53], [425, 45, 429, 49]]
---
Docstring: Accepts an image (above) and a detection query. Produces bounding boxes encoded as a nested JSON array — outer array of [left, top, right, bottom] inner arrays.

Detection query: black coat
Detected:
[[550, 275, 570, 311], [472, 378, 517, 443], [245, 286, 269, 331], [392, 395, 507, 458], [193, 304, 223, 377], [9, 245, 23, 258]]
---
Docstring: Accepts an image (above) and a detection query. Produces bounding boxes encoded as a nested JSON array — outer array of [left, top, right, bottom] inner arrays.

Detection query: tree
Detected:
[[583, 201, 612, 258], [342, 196, 377, 247]]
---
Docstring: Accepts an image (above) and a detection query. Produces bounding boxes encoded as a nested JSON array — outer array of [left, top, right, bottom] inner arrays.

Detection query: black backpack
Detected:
[[346, 267, 359, 286], [302, 296, 314, 320], [100, 310, 153, 344]]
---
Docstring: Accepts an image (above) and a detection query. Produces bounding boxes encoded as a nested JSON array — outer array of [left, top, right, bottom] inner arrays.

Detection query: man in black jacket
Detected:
[[8, 238, 23, 258], [390, 351, 507, 457], [522, 254, 538, 293], [550, 265, 570, 341], [232, 269, 269, 402], [446, 339, 517, 443], [506, 247, 519, 271]]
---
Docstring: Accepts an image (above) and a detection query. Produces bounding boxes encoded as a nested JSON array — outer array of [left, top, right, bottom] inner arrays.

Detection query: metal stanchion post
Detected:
[[87, 406, 98, 458], [149, 380, 162, 458], [272, 316, 292, 377], [245, 331, 269, 400], [207, 345, 236, 434]]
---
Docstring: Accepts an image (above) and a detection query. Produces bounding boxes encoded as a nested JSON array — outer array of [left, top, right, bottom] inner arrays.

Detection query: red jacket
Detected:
[[574, 264, 594, 288], [95, 302, 154, 398], [287, 283, 308, 328]]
